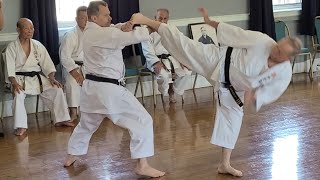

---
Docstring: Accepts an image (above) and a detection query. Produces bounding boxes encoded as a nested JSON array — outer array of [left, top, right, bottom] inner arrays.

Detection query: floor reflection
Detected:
[[272, 135, 299, 180]]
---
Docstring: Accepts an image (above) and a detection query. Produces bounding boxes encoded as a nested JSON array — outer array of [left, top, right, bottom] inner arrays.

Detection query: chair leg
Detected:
[[134, 76, 140, 96], [152, 74, 156, 107], [181, 95, 184, 105], [139, 76, 145, 105], [291, 58, 296, 82], [36, 95, 40, 119], [193, 73, 198, 90], [308, 53, 314, 80]]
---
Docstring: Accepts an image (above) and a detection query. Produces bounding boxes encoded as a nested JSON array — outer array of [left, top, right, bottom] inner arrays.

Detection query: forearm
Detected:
[[206, 20, 219, 29]]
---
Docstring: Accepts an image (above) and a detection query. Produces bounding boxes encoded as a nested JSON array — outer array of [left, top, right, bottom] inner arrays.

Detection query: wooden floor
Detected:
[[1, 73, 320, 180]]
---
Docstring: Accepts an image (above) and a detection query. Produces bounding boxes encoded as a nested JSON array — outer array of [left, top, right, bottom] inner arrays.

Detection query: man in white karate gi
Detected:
[[141, 9, 191, 103], [131, 8, 302, 177], [5, 18, 74, 136], [60, 6, 87, 121], [63, 1, 165, 178]]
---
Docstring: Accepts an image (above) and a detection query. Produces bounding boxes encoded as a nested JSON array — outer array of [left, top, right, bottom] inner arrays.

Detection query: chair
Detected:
[[311, 16, 320, 75], [136, 43, 157, 107], [275, 20, 313, 79], [124, 45, 145, 105]]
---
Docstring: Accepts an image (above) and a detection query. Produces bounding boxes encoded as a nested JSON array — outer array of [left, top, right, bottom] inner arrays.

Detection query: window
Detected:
[[273, 0, 302, 12], [56, 0, 94, 29], [273, 0, 301, 5]]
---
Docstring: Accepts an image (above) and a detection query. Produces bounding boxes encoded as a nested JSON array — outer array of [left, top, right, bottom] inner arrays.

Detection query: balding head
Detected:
[[155, 8, 169, 24], [16, 18, 34, 40]]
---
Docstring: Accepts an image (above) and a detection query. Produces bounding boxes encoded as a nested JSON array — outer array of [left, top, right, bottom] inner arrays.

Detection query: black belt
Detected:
[[16, 71, 43, 92], [223, 47, 243, 107], [157, 54, 175, 81], [75, 61, 83, 66], [86, 74, 125, 87]]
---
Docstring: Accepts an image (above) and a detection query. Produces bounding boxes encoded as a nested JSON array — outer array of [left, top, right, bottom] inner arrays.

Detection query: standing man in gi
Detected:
[[5, 18, 74, 136], [141, 8, 191, 103], [131, 8, 301, 177], [60, 6, 87, 121], [64, 1, 165, 178]]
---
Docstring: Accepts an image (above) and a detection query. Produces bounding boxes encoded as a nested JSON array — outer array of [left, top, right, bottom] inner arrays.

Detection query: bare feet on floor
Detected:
[[64, 154, 77, 167], [169, 94, 176, 103], [135, 165, 165, 178], [218, 164, 243, 177], [15, 128, 27, 136], [55, 120, 75, 127]]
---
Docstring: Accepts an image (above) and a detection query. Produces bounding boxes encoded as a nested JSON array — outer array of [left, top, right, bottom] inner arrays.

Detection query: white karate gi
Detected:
[[59, 26, 84, 108], [141, 31, 191, 96], [156, 23, 292, 149], [5, 39, 70, 129], [67, 22, 154, 159]]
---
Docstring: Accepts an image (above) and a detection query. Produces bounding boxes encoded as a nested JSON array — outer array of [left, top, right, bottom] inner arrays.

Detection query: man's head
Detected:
[[270, 37, 302, 63], [76, 6, 87, 30], [200, 27, 207, 36], [155, 8, 169, 24], [16, 18, 34, 39], [87, 0, 112, 27]]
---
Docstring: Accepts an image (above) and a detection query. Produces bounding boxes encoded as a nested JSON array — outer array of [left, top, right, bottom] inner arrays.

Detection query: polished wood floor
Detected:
[[1, 74, 320, 180]]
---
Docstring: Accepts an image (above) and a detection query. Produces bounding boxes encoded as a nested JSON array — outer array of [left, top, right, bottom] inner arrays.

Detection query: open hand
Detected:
[[70, 68, 84, 85], [49, 78, 63, 88], [198, 7, 210, 23]]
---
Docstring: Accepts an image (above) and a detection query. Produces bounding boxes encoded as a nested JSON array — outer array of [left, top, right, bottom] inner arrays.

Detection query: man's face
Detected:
[[201, 28, 207, 36], [92, 5, 112, 27], [155, 10, 169, 24], [76, 10, 88, 29], [270, 38, 295, 63], [18, 20, 34, 39]]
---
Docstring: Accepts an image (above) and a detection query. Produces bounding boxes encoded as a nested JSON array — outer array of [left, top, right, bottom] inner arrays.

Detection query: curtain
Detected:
[[23, 0, 60, 65], [104, 0, 140, 58], [299, 0, 320, 35], [249, 0, 276, 40]]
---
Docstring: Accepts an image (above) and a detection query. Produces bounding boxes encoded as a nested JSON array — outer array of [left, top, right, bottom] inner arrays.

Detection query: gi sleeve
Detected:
[[59, 32, 78, 73], [37, 43, 56, 77], [141, 35, 160, 70], [217, 22, 271, 49], [5, 42, 17, 78], [86, 26, 149, 50]]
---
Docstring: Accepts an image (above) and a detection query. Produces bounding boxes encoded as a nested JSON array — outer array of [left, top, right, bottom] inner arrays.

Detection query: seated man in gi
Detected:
[[60, 6, 87, 121], [63, 1, 165, 178], [141, 8, 191, 103], [131, 8, 302, 177], [5, 18, 74, 136]]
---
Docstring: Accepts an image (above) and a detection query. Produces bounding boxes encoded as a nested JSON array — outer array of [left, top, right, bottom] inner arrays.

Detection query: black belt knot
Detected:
[[16, 71, 43, 92]]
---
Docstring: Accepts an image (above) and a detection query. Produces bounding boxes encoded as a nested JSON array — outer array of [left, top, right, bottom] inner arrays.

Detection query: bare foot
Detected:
[[64, 154, 77, 167], [218, 164, 243, 177], [169, 94, 176, 103], [135, 165, 165, 178], [15, 128, 27, 136], [55, 121, 75, 127]]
